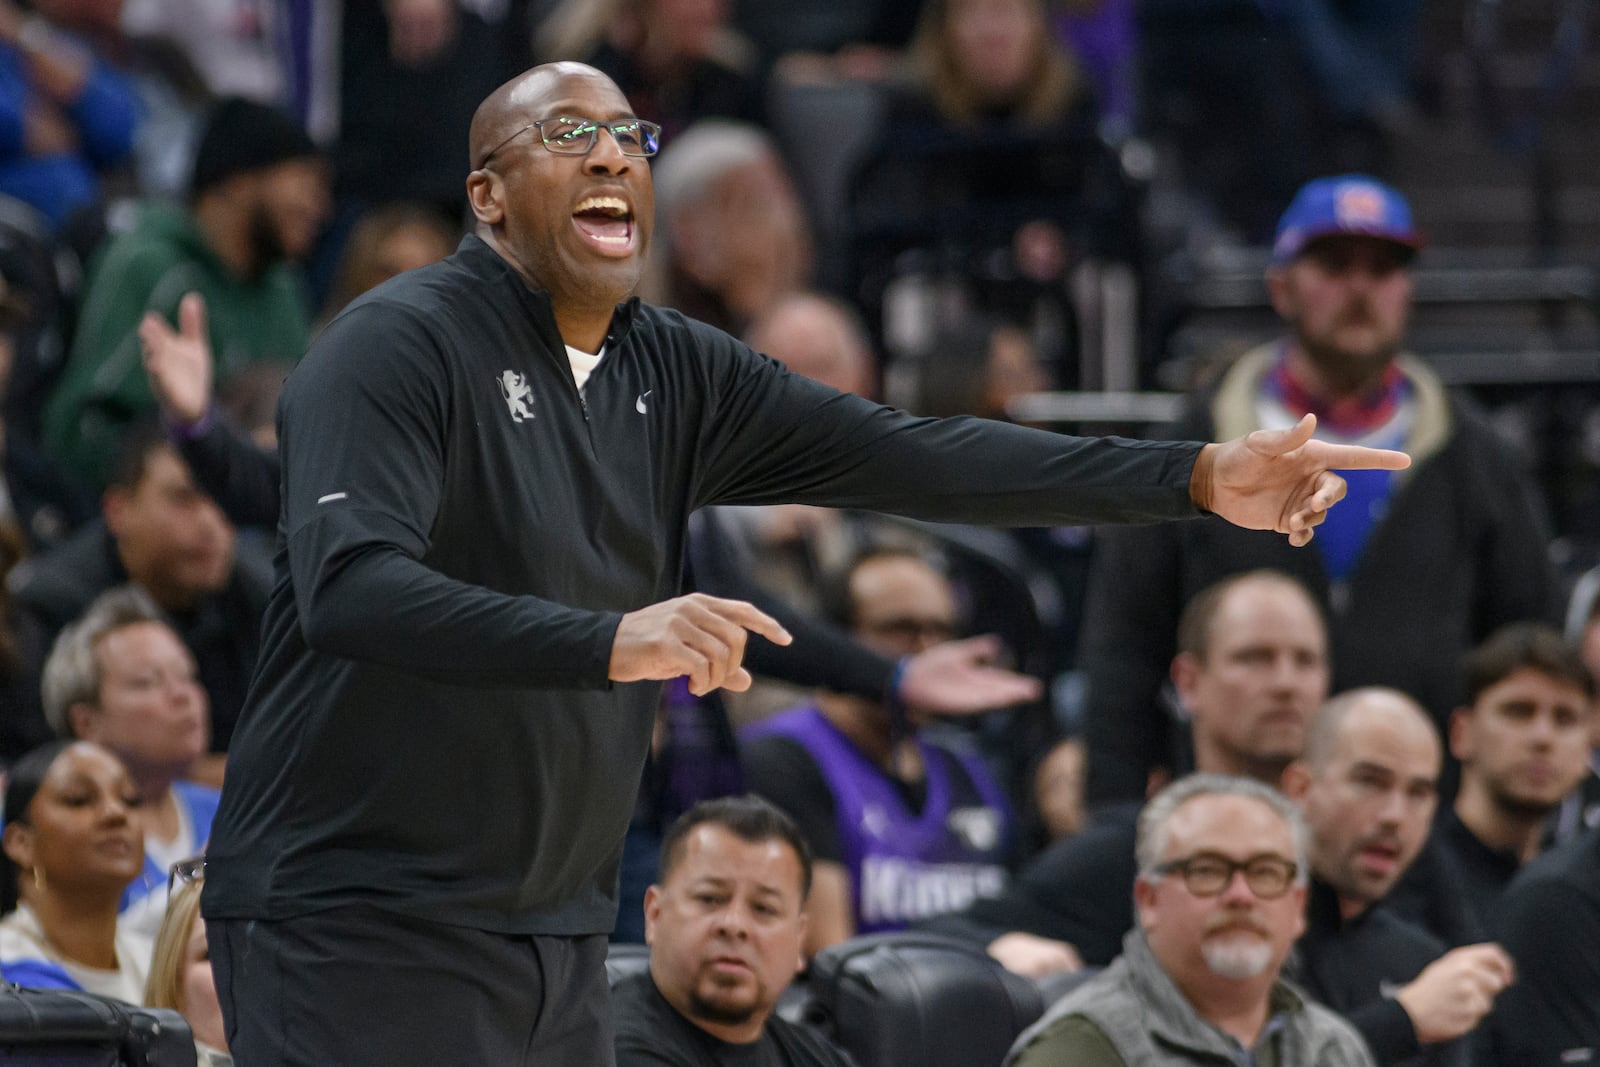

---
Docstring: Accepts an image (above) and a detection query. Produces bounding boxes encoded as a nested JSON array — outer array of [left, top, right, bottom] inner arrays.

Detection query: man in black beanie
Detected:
[[43, 97, 330, 490]]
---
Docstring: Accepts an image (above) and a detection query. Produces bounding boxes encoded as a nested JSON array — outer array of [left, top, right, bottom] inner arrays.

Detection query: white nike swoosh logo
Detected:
[[636, 390, 652, 414], [317, 492, 348, 505]]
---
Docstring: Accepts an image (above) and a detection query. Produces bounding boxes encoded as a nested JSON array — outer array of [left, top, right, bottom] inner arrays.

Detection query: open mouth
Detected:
[[572, 195, 633, 253]]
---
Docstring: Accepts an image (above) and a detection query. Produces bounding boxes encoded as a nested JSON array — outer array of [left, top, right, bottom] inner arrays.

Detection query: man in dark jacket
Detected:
[[199, 63, 1408, 1067], [1282, 688, 1514, 1066], [1081, 174, 1557, 808], [613, 795, 854, 1067], [8, 424, 268, 764]]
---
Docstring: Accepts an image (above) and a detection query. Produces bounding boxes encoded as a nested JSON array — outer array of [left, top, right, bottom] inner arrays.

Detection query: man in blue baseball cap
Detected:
[[1080, 173, 1560, 812]]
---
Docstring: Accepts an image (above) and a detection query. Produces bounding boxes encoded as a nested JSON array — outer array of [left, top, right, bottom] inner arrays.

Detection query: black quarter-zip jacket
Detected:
[[203, 236, 1204, 936]]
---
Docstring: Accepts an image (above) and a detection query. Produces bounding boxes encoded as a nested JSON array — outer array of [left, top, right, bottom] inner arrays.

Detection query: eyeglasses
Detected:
[[1149, 852, 1299, 899], [478, 117, 662, 168], [858, 618, 958, 645], [168, 855, 205, 896]]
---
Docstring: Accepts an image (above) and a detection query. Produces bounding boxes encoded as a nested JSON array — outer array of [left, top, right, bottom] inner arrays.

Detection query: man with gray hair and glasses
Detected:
[[1008, 774, 1375, 1066]]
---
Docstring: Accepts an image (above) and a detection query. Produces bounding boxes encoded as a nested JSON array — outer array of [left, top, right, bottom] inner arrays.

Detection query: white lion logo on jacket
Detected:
[[497, 371, 535, 422]]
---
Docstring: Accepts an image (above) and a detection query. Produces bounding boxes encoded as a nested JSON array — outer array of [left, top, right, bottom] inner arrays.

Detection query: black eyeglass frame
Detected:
[[1148, 852, 1300, 899], [477, 117, 662, 169]]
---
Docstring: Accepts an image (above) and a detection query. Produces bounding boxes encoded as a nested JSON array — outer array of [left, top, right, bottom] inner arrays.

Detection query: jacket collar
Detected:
[[455, 234, 643, 352], [1120, 927, 1304, 1056]]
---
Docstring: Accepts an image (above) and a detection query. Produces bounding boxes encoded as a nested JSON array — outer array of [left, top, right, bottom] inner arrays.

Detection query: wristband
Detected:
[[162, 403, 216, 442]]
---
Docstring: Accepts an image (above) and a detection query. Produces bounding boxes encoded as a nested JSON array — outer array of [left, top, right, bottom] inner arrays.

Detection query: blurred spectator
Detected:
[[1006, 775, 1373, 1067], [1054, 0, 1135, 134], [1282, 688, 1512, 1066], [646, 119, 812, 336], [731, 0, 920, 80], [1266, 0, 1422, 173], [36, 0, 208, 206], [0, 0, 138, 229], [1138, 0, 1321, 243], [318, 199, 457, 323], [1558, 565, 1600, 840], [0, 269, 93, 550], [747, 289, 875, 395], [536, 0, 764, 143], [742, 549, 1015, 956], [144, 861, 230, 1066], [42, 585, 219, 940], [0, 507, 45, 762], [912, 316, 1047, 421], [1081, 176, 1558, 809], [9, 424, 270, 758], [614, 795, 853, 1066], [0, 738, 150, 1001], [43, 96, 326, 490], [927, 569, 1328, 978], [1386, 623, 1594, 938], [850, 0, 1127, 372], [1485, 821, 1600, 1064], [1030, 733, 1084, 842], [336, 0, 527, 218], [121, 0, 286, 106]]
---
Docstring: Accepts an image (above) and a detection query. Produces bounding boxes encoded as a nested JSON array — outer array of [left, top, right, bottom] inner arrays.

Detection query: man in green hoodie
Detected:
[[44, 97, 329, 490]]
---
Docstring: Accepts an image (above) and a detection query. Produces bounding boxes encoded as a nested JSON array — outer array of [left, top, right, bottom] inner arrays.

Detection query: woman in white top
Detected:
[[0, 739, 152, 1003]]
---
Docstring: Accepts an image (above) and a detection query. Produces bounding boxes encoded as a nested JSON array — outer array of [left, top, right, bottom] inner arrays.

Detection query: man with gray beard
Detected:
[[1007, 774, 1374, 1067]]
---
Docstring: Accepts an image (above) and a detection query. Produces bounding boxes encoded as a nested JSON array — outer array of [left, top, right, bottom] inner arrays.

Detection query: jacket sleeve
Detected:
[[688, 517, 892, 696], [175, 414, 283, 528], [1008, 1015, 1127, 1067], [689, 325, 1203, 527], [277, 301, 619, 688], [1463, 419, 1562, 637]]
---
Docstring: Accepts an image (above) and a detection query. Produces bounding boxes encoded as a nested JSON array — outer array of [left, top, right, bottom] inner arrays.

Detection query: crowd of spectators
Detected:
[[0, 2, 1590, 1065]]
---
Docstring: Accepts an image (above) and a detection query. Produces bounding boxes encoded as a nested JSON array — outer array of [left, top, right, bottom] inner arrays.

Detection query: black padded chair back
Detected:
[[0, 986, 195, 1066], [806, 932, 1044, 1067]]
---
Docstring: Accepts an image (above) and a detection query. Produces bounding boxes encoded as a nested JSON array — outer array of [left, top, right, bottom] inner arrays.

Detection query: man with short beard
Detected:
[[1283, 688, 1515, 1066], [1081, 174, 1557, 810], [44, 96, 329, 490], [614, 795, 853, 1067], [1388, 622, 1595, 935], [1007, 774, 1373, 1067], [926, 568, 1331, 976]]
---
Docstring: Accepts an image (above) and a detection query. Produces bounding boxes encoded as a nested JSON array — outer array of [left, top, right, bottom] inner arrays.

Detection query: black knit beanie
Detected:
[[190, 97, 319, 198]]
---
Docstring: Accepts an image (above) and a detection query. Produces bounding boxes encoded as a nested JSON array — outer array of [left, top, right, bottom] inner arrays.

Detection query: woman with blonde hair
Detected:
[[145, 860, 229, 1066]]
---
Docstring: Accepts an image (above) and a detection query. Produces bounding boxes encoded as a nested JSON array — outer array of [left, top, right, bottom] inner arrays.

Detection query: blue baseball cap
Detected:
[[1271, 175, 1423, 265]]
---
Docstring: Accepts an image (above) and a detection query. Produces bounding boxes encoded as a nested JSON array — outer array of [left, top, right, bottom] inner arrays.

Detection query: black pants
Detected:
[[208, 905, 616, 1066]]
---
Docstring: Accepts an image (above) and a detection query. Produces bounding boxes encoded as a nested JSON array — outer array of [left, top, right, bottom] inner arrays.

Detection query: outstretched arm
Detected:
[[1191, 413, 1411, 546]]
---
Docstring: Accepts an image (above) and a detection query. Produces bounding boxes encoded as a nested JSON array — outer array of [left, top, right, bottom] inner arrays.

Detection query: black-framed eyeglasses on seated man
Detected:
[[168, 856, 206, 896], [477, 117, 662, 168], [1150, 852, 1299, 899]]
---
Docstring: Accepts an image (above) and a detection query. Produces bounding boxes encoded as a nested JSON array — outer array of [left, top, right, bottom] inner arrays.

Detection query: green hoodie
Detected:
[[44, 203, 310, 489]]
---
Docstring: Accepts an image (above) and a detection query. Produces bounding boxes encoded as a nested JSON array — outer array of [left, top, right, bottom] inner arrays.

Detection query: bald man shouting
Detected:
[[201, 62, 1410, 1066]]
